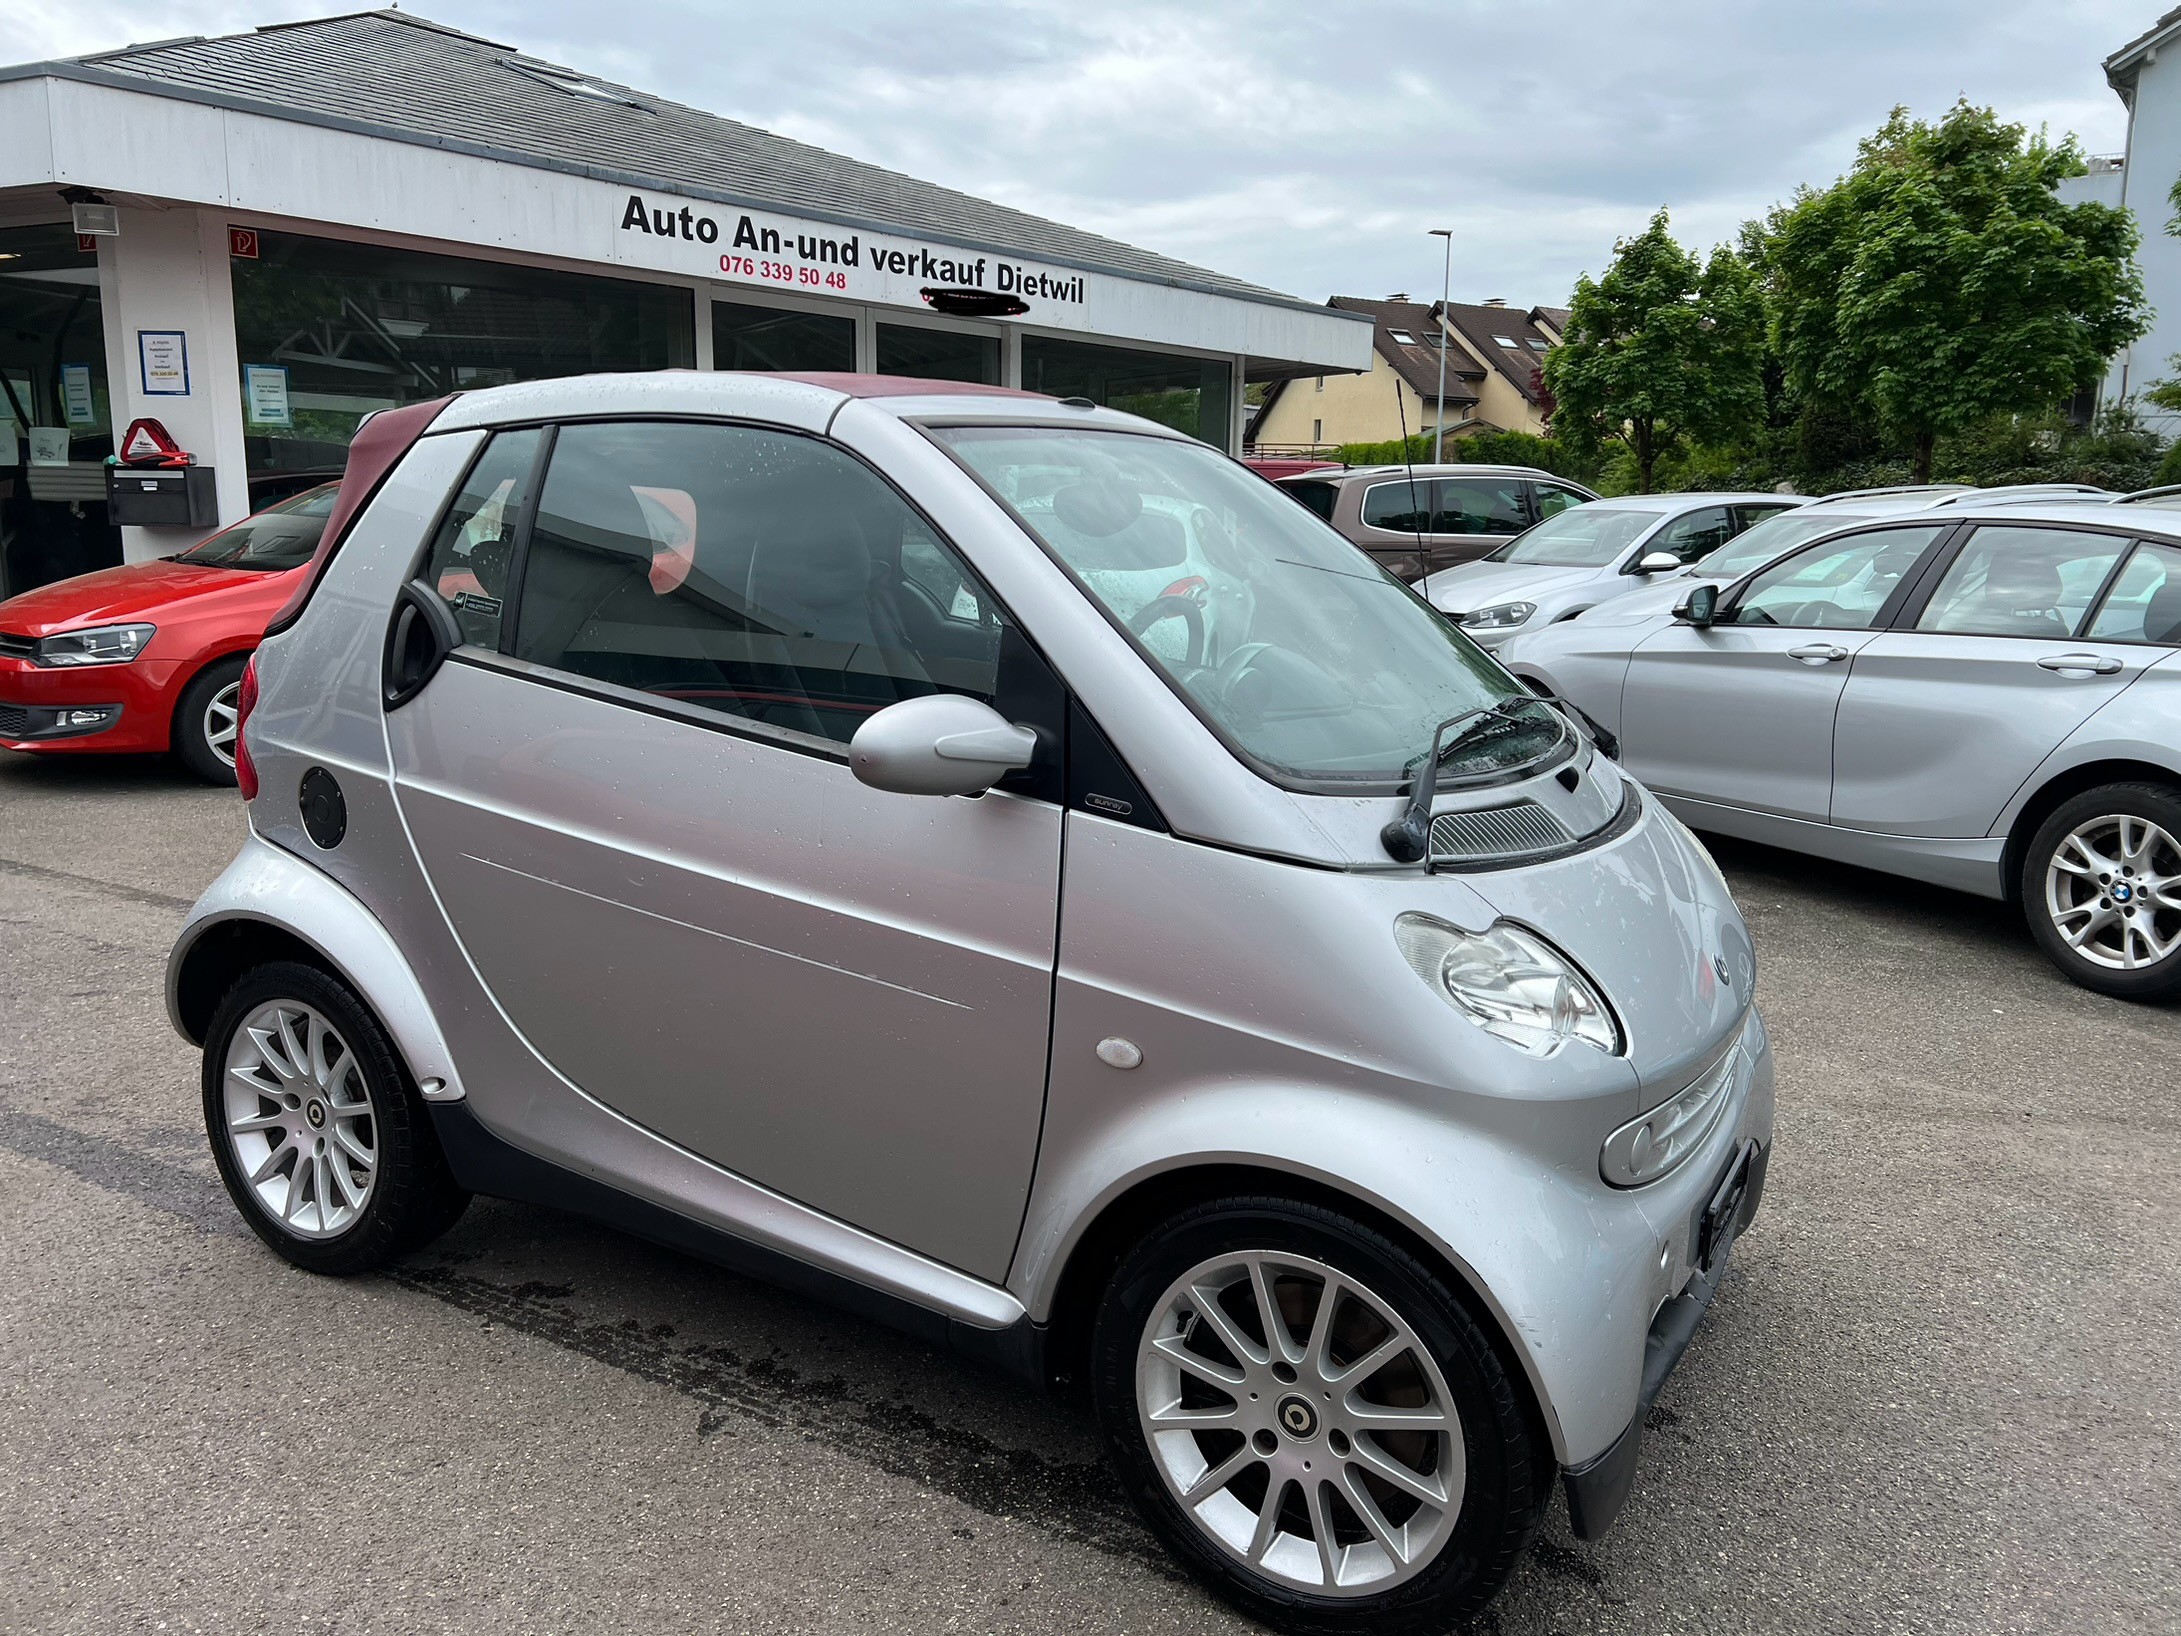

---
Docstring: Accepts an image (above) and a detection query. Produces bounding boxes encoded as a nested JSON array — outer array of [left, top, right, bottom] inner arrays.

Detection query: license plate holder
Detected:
[[1695, 1139, 1762, 1273]]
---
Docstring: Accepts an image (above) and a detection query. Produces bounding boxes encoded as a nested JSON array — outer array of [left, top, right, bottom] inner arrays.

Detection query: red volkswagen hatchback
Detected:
[[0, 482, 337, 783]]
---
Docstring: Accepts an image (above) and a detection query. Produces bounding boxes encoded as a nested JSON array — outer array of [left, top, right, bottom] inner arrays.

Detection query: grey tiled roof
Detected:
[[25, 9, 1340, 316]]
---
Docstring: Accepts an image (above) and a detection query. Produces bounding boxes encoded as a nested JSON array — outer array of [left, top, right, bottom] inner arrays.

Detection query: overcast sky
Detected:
[[3, 0, 2157, 307]]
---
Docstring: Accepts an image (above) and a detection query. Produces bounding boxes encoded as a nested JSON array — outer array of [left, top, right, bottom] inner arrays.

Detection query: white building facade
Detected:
[[2078, 9, 2181, 428], [0, 12, 1369, 594]]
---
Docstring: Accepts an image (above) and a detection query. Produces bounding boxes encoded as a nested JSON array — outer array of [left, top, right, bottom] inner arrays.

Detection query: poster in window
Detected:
[[245, 365, 292, 427], [61, 365, 97, 426], [28, 427, 71, 466]]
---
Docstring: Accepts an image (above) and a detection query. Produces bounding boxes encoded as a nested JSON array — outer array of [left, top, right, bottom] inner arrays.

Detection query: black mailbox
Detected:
[[106, 465, 219, 528]]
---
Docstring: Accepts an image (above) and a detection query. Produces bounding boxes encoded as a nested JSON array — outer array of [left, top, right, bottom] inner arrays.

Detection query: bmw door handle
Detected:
[[2037, 653, 2123, 676], [1786, 643, 1850, 664]]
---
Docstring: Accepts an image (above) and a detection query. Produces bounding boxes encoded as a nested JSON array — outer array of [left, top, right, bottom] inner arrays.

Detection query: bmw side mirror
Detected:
[[1675, 583, 1720, 628], [849, 694, 1038, 797], [1634, 551, 1680, 575]]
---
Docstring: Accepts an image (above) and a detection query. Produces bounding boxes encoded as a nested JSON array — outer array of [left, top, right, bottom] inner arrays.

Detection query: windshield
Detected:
[[933, 427, 1548, 791], [1689, 509, 1867, 583], [174, 483, 339, 571], [1490, 507, 1655, 566]]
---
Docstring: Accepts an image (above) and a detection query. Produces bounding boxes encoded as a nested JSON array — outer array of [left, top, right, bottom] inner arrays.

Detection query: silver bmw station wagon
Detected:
[[169, 373, 1771, 1633]]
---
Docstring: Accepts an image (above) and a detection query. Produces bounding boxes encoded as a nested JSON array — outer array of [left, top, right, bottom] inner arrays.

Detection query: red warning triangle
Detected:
[[119, 418, 188, 465]]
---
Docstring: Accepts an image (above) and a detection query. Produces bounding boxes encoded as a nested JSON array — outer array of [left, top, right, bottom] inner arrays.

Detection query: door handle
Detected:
[[2037, 653, 2123, 676], [1786, 643, 1849, 664]]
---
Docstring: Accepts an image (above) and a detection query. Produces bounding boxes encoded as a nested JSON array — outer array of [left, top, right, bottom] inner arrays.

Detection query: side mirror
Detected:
[[1675, 583, 1720, 628], [849, 694, 1037, 797], [1635, 551, 1681, 574]]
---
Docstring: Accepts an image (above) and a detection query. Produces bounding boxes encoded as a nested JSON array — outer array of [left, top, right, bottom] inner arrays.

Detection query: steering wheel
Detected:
[[1127, 594, 1207, 669]]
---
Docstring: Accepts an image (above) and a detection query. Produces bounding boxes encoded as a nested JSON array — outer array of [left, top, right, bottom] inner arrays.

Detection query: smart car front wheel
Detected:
[[2025, 783, 2181, 1001], [1093, 1198, 1547, 1635], [202, 961, 469, 1273]]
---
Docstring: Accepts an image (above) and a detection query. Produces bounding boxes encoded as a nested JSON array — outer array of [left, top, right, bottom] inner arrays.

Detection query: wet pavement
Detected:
[[2, 747, 2175, 1634]]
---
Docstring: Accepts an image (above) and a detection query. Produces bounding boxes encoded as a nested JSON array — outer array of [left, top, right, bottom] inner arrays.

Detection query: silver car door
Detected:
[[1619, 524, 1951, 821], [1831, 526, 2159, 835], [386, 418, 1063, 1283]]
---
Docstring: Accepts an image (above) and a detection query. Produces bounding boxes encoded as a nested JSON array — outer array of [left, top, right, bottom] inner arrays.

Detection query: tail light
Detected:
[[234, 653, 260, 801]]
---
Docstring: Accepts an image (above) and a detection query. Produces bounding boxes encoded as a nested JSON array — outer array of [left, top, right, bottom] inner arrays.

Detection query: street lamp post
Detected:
[[1428, 228, 1453, 462]]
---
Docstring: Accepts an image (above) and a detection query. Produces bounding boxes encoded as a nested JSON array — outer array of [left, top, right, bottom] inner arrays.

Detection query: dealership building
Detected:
[[0, 10, 1370, 594]]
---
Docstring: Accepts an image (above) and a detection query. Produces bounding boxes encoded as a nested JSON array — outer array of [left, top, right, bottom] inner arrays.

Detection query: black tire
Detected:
[[202, 961, 469, 1273], [2022, 782, 2181, 1002], [1091, 1197, 1548, 1636], [172, 653, 248, 786]]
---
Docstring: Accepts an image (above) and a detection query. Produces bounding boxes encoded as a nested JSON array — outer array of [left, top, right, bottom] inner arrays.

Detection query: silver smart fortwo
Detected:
[[169, 373, 1771, 1633]]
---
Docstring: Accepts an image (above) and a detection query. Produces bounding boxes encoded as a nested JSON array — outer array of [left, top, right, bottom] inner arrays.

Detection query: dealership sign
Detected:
[[616, 192, 1096, 326]]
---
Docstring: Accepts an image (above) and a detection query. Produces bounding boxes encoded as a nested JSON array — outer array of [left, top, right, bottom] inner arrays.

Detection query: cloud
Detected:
[[1, 0, 2146, 306]]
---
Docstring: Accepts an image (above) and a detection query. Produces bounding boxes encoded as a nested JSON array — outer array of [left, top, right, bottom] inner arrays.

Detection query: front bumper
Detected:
[[1563, 1136, 1770, 1537], [0, 657, 178, 753]]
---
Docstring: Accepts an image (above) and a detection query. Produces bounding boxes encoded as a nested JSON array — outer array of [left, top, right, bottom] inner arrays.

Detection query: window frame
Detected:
[[412, 412, 1061, 788], [2080, 537, 2181, 646], [1712, 520, 1963, 631], [1891, 519, 2149, 640]]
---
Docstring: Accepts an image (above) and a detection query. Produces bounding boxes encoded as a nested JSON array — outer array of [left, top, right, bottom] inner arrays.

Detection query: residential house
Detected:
[[1250, 296, 1559, 452], [2069, 9, 2181, 428]]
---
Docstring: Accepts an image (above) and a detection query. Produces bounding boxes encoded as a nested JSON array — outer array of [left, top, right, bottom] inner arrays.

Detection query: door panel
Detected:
[[390, 661, 1059, 1280], [1620, 624, 1876, 819], [1831, 636, 2153, 835]]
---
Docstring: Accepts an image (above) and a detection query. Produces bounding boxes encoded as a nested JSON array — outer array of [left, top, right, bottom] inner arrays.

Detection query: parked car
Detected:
[[1502, 502, 2181, 999], [1417, 492, 1804, 648], [0, 481, 338, 781], [168, 374, 1771, 1633], [1274, 463, 1600, 581]]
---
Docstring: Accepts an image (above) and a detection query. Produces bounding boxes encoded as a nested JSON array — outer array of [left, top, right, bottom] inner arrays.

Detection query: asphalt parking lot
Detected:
[[1, 747, 2175, 1636]]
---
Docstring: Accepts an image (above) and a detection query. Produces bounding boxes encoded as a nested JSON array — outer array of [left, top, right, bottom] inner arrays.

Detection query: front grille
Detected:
[[0, 632, 34, 661], [1430, 800, 1573, 860], [0, 703, 27, 737]]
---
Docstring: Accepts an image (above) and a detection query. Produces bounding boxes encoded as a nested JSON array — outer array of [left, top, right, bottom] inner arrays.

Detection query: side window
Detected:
[[2085, 541, 2181, 644], [1281, 480, 1338, 521], [1533, 482, 1587, 520], [1361, 479, 1432, 534], [511, 421, 1006, 748], [1731, 525, 1947, 629], [420, 427, 541, 649], [1732, 503, 1797, 534], [1915, 526, 2130, 639], [1648, 506, 1734, 565], [1432, 477, 1528, 535]]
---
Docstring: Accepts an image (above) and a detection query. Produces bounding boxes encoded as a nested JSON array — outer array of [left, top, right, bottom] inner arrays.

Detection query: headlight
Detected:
[[1394, 913, 1622, 1056], [34, 624, 156, 667], [1600, 1040, 1737, 1186], [1459, 601, 1535, 631]]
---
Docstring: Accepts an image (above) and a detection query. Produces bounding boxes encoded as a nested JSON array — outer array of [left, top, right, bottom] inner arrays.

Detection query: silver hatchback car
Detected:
[[1503, 502, 2181, 1000], [168, 373, 1770, 1632]]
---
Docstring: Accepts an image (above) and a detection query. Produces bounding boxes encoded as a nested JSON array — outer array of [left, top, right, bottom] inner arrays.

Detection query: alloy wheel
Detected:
[[220, 999, 378, 1238], [202, 678, 242, 769], [2045, 814, 2181, 972], [1135, 1250, 1465, 1596]]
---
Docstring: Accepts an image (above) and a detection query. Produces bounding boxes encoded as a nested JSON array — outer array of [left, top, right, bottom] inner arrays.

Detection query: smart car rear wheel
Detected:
[[202, 961, 469, 1273], [173, 655, 247, 785], [1093, 1198, 1546, 1635], [2025, 783, 2181, 1001]]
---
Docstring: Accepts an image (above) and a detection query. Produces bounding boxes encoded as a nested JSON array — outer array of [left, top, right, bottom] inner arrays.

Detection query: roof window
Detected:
[[1492, 336, 1518, 348], [502, 59, 651, 110], [1388, 329, 1416, 344]]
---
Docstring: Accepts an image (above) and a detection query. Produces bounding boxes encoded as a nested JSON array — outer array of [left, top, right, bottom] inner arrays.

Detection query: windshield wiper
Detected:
[[1380, 697, 1545, 862]]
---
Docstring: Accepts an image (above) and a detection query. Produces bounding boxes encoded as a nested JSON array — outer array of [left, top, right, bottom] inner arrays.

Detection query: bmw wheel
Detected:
[[2025, 783, 2181, 1001], [202, 961, 469, 1273], [173, 654, 248, 786], [1093, 1198, 1547, 1635]]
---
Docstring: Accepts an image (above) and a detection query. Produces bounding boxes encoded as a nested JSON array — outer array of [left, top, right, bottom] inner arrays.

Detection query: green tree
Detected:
[[1542, 210, 1765, 492], [1764, 102, 2145, 482]]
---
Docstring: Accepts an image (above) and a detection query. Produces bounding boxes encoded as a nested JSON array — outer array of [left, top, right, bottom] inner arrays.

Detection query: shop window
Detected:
[[0, 223, 118, 597], [875, 324, 1000, 385], [231, 230, 694, 477], [1020, 336, 1235, 449], [712, 300, 854, 372]]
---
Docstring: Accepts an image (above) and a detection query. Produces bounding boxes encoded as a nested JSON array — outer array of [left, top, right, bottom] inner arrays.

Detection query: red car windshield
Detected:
[[174, 484, 340, 572]]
